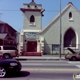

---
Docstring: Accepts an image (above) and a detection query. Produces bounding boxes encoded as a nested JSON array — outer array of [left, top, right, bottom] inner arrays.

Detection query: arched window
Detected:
[[64, 28, 76, 47], [30, 15, 35, 23], [69, 12, 72, 19]]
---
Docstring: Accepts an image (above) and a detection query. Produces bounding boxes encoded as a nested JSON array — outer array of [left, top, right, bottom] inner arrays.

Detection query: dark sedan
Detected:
[[0, 59, 22, 78]]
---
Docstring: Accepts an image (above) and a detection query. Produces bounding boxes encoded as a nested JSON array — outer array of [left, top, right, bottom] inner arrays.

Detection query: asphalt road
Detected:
[[1, 60, 80, 80], [0, 71, 75, 80], [21, 60, 80, 69]]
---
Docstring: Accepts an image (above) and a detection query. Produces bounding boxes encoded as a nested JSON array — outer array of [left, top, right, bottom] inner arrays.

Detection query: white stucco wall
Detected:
[[19, 2, 80, 55], [40, 4, 80, 54], [23, 12, 42, 30]]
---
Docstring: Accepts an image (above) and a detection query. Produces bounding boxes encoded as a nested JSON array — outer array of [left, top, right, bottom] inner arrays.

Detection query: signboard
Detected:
[[52, 44, 60, 51], [25, 32, 38, 39]]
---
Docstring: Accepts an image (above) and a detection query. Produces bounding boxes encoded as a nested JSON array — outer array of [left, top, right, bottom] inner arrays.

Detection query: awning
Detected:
[[0, 34, 7, 39]]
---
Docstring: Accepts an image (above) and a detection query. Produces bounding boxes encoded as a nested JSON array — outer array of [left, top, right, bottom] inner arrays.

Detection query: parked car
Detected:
[[0, 59, 22, 78], [0, 46, 18, 59], [65, 48, 80, 61]]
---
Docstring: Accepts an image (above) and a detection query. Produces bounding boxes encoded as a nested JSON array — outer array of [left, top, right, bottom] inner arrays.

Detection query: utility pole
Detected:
[[60, 0, 62, 59]]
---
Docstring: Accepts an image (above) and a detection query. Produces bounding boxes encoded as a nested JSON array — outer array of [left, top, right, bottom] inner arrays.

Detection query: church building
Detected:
[[19, 0, 80, 56]]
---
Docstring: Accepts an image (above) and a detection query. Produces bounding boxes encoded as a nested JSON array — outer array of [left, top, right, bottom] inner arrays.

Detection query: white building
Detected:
[[19, 0, 80, 56]]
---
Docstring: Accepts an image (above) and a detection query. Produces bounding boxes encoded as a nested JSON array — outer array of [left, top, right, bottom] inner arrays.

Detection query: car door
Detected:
[[0, 46, 3, 57]]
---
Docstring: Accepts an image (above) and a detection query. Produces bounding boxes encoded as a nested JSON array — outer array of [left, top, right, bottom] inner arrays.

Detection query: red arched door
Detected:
[[27, 41, 37, 52]]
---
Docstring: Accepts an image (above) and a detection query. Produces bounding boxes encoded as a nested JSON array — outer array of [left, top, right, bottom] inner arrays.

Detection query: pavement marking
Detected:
[[68, 62, 80, 68], [21, 68, 80, 72]]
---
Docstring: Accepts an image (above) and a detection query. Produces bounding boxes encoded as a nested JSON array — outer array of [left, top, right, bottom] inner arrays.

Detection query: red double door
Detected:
[[27, 41, 37, 52]]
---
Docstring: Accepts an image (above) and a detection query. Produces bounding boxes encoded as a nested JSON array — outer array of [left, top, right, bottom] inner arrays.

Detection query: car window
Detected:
[[3, 46, 17, 50]]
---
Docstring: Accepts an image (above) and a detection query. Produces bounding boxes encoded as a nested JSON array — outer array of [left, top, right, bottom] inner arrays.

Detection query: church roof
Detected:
[[23, 0, 41, 6], [20, 0, 44, 16], [40, 2, 80, 33], [0, 20, 17, 32]]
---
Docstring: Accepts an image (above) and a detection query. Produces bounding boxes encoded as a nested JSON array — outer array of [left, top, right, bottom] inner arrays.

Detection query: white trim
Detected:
[[63, 27, 77, 49], [76, 32, 78, 49], [29, 22, 36, 26], [69, 18, 74, 22], [20, 30, 24, 35], [22, 30, 41, 32]]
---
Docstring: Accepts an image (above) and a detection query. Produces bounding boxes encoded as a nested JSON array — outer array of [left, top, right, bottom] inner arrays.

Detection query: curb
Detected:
[[15, 57, 65, 61]]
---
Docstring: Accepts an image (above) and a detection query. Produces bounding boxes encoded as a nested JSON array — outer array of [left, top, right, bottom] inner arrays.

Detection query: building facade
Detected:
[[19, 0, 45, 56], [0, 21, 17, 47], [19, 0, 80, 56]]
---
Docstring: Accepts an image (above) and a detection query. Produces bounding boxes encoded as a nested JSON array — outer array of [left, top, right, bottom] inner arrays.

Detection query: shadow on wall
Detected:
[[43, 40, 51, 55]]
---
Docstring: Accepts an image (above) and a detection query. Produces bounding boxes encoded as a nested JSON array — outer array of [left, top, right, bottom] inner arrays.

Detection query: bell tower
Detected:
[[19, 0, 45, 55], [20, 0, 45, 31]]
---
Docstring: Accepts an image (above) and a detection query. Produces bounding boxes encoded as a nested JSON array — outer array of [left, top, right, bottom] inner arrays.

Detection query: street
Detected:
[[1, 60, 80, 80], [21, 60, 80, 72]]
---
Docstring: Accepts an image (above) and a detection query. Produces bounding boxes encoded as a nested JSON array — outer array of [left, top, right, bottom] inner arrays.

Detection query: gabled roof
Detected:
[[0, 20, 17, 32], [40, 2, 80, 33]]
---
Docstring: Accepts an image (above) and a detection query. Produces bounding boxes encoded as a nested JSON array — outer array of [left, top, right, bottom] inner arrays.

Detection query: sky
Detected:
[[0, 0, 80, 32]]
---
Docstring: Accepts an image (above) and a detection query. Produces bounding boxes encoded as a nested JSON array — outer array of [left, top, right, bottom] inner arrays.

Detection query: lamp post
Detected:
[[59, 0, 62, 59]]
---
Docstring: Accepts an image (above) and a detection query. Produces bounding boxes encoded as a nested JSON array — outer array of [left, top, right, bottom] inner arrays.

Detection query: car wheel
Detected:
[[0, 67, 6, 78], [71, 57, 77, 61], [3, 54, 11, 59]]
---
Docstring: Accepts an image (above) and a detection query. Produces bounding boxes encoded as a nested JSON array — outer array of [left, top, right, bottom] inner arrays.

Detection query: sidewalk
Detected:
[[15, 55, 65, 60]]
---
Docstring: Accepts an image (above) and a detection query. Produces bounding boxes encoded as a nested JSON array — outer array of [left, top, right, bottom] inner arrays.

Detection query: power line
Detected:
[[0, 9, 79, 12]]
